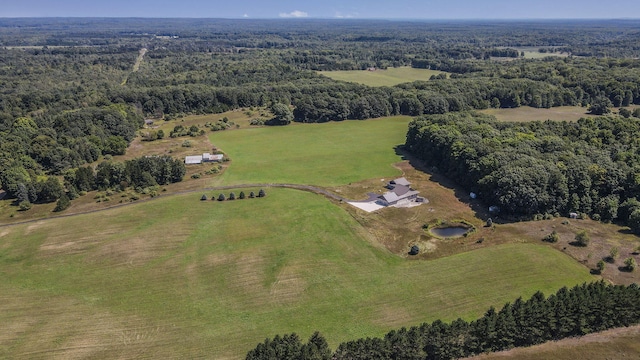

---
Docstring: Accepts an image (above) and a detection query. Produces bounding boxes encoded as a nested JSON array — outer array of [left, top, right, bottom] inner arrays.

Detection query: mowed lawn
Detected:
[[210, 116, 411, 186], [0, 189, 596, 359], [320, 66, 449, 87]]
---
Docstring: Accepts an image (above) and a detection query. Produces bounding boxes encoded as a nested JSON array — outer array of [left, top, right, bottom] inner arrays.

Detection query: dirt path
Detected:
[[121, 47, 147, 85], [0, 183, 349, 228], [132, 48, 147, 72]]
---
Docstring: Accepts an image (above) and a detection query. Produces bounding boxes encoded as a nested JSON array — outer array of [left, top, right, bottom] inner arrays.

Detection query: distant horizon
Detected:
[[1, 16, 639, 21], [3, 0, 640, 20]]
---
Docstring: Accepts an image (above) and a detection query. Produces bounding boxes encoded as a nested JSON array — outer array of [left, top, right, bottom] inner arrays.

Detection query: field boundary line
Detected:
[[0, 183, 348, 228]]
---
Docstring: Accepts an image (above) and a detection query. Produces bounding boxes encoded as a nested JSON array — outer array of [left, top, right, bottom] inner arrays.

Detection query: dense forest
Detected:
[[1, 18, 640, 207], [405, 111, 640, 229], [246, 281, 640, 360]]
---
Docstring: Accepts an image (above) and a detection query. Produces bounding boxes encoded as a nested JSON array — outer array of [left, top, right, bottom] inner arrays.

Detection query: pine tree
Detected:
[[54, 193, 71, 212]]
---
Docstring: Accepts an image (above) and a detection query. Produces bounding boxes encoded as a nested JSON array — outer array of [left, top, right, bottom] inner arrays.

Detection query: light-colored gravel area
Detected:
[[348, 201, 386, 213]]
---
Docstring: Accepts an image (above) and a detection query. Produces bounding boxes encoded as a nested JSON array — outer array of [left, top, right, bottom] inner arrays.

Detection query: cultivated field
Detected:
[[209, 116, 411, 186], [0, 188, 596, 359], [320, 66, 449, 87]]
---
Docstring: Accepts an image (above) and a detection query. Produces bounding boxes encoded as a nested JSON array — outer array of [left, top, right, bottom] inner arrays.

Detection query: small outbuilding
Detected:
[[185, 153, 224, 164]]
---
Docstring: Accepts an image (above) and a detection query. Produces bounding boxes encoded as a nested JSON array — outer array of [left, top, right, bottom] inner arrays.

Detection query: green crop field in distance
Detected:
[[0, 188, 596, 359], [210, 116, 411, 186], [320, 66, 449, 87]]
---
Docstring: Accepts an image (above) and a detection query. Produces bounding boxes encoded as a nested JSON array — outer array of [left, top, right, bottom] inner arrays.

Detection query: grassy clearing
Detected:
[[480, 106, 597, 122], [0, 188, 596, 359], [320, 66, 449, 87], [210, 116, 411, 186], [515, 47, 571, 59]]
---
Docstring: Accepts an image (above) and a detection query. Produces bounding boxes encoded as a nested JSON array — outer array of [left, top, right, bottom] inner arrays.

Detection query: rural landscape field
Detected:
[[1, 15, 640, 360]]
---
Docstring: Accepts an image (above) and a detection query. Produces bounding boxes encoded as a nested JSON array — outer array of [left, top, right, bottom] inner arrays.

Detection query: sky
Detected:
[[2, 0, 640, 19]]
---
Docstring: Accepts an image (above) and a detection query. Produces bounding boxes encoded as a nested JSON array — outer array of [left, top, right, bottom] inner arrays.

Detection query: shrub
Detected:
[[218, 193, 226, 201], [249, 191, 256, 198], [228, 192, 236, 200], [54, 193, 71, 212], [18, 201, 32, 211], [239, 191, 246, 199], [182, 140, 192, 147], [200, 194, 207, 201], [596, 260, 605, 273], [258, 189, 266, 198], [574, 230, 590, 247], [608, 247, 619, 262], [543, 230, 559, 243], [191, 173, 201, 179], [624, 257, 636, 272]]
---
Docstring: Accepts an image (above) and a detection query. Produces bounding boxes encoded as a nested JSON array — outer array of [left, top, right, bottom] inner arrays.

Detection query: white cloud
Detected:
[[334, 11, 357, 18], [279, 10, 308, 18], [243, 13, 249, 18]]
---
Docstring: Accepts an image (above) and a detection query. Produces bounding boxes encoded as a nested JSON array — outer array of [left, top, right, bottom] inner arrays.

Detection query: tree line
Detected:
[[246, 281, 640, 360]]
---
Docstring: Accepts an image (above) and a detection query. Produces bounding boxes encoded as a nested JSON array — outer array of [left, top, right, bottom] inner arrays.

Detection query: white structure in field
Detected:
[[377, 177, 420, 206], [185, 153, 224, 164]]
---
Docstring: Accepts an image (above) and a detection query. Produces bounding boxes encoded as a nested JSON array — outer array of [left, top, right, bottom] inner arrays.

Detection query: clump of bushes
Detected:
[[573, 230, 590, 247], [623, 257, 636, 272], [205, 117, 235, 131], [543, 230, 559, 243], [171, 124, 204, 138]]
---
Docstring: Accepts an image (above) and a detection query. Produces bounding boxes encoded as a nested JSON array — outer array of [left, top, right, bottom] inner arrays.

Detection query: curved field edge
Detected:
[[467, 325, 640, 360], [0, 188, 596, 359], [209, 116, 411, 187]]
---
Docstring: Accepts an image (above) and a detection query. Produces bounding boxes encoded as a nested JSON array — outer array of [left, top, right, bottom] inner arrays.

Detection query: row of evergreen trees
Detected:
[[246, 281, 640, 360]]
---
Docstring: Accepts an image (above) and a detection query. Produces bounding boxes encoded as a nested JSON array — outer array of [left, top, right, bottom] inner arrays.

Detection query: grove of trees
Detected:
[[405, 112, 640, 226], [247, 281, 640, 360]]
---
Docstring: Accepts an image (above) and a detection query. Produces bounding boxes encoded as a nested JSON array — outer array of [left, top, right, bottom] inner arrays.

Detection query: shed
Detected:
[[185, 155, 203, 164]]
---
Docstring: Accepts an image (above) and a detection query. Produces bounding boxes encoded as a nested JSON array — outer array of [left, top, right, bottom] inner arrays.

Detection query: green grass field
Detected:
[[210, 116, 411, 186], [0, 188, 596, 359], [480, 106, 596, 122], [320, 66, 449, 87]]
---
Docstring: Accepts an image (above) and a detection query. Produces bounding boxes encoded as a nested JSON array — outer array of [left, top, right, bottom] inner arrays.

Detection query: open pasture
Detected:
[[320, 66, 449, 87], [210, 116, 412, 186], [0, 188, 596, 359], [480, 106, 597, 122]]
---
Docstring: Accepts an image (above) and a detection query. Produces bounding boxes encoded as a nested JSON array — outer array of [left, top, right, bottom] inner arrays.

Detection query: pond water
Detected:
[[429, 226, 469, 238]]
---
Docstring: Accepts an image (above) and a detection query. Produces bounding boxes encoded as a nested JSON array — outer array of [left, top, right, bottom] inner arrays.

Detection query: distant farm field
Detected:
[[0, 188, 596, 359], [320, 66, 449, 87], [480, 106, 597, 122], [210, 116, 411, 186]]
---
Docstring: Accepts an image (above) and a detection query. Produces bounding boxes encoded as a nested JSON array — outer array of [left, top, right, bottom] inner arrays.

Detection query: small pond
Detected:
[[429, 226, 470, 238]]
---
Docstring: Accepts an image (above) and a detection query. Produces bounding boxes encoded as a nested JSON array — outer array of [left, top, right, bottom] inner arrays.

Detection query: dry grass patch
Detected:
[[468, 325, 640, 360], [336, 158, 640, 285]]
